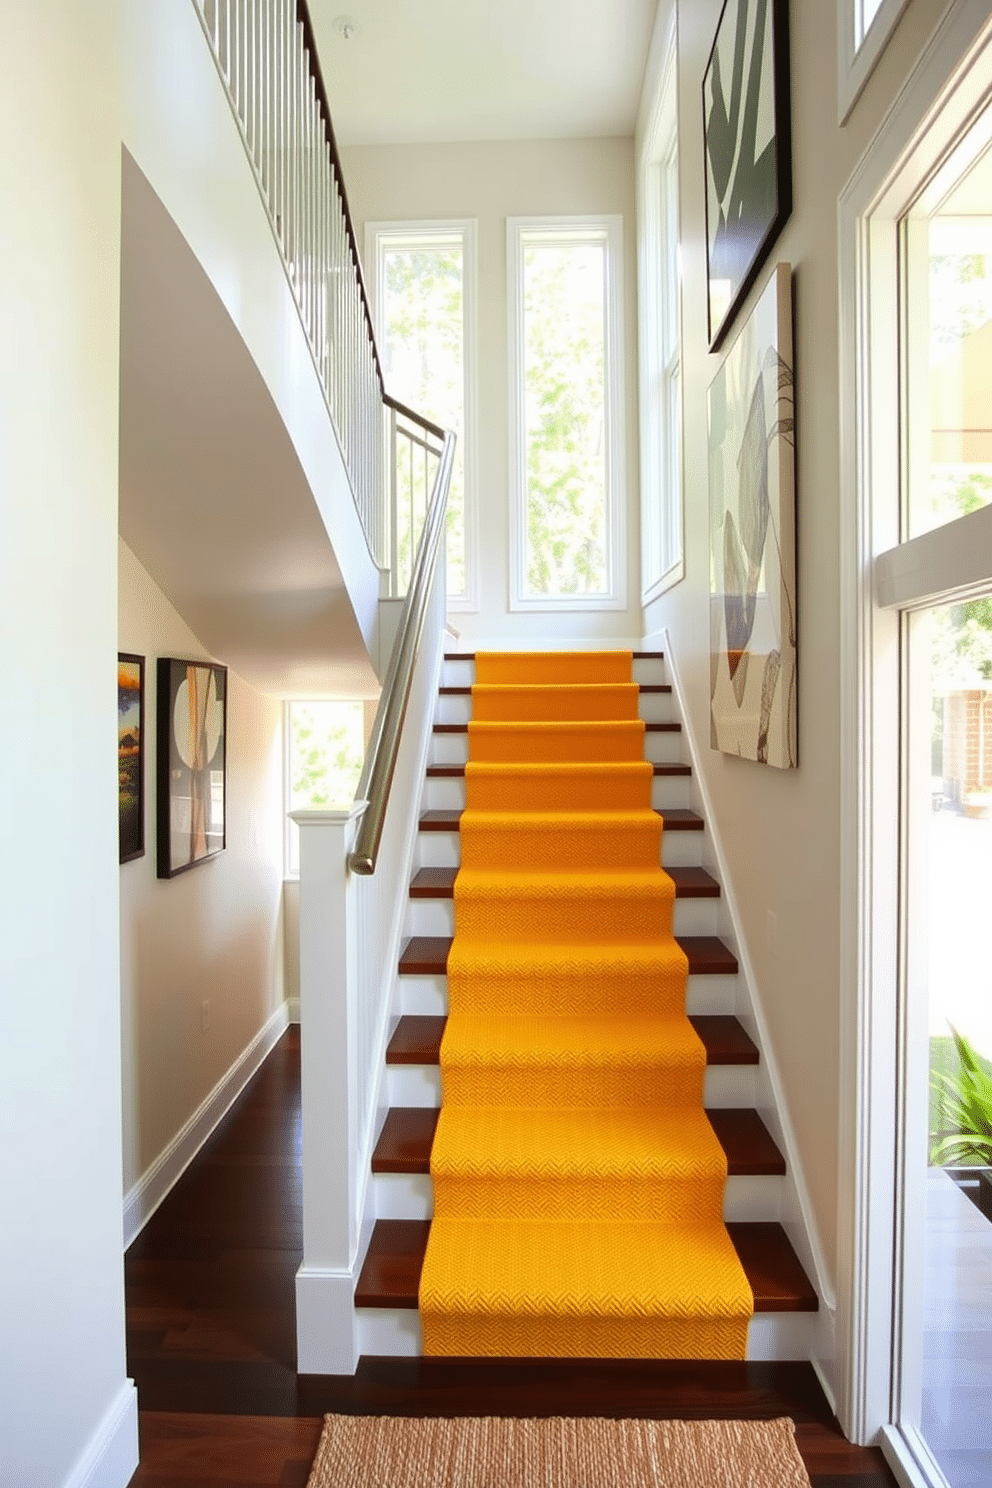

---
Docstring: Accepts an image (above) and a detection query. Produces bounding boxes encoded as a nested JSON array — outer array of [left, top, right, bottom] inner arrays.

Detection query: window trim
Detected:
[[838, 0, 912, 123], [365, 218, 479, 612], [637, 9, 684, 605], [506, 214, 627, 613], [837, 0, 992, 1452]]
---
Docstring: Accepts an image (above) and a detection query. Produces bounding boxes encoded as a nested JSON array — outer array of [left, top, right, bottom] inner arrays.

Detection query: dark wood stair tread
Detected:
[[438, 684, 671, 695], [444, 652, 666, 661], [372, 1107, 782, 1177], [425, 763, 691, 779], [355, 1218, 816, 1313], [409, 865, 721, 901], [434, 721, 682, 735], [419, 808, 704, 831], [399, 935, 736, 977], [386, 1014, 757, 1067]]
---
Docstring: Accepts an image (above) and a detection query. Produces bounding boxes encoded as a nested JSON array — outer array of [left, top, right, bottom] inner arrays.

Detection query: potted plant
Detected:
[[930, 1025, 992, 1170]]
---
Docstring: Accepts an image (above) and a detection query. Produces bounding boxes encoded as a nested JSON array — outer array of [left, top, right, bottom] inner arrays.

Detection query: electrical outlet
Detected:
[[201, 999, 210, 1033]]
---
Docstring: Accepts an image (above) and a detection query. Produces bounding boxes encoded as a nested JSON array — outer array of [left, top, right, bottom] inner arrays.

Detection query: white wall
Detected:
[[0, 6, 138, 1487], [643, 0, 953, 1341], [118, 542, 286, 1200], [342, 137, 642, 648]]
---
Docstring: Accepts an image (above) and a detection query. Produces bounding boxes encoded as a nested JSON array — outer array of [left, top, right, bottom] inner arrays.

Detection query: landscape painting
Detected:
[[708, 262, 797, 769], [118, 653, 144, 863], [157, 658, 227, 878]]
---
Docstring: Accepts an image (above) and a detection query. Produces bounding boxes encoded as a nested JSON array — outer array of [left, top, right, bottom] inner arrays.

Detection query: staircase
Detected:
[[354, 650, 817, 1359]]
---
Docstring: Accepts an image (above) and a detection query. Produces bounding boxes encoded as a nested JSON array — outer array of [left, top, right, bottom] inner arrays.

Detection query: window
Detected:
[[284, 700, 365, 876], [367, 222, 477, 609], [507, 216, 625, 611], [838, 0, 911, 122], [638, 17, 683, 602], [838, 8, 992, 1460]]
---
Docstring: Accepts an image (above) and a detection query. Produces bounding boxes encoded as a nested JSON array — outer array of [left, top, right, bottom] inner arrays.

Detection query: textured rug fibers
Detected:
[[418, 651, 753, 1358], [304, 1414, 812, 1488]]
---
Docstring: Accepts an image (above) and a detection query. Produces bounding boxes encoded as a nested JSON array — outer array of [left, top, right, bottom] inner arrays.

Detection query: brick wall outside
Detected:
[[942, 688, 992, 802]]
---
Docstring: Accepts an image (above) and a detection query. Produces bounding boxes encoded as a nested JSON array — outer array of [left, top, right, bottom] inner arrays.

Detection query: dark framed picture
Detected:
[[118, 653, 145, 864], [157, 658, 227, 879], [702, 0, 792, 352]]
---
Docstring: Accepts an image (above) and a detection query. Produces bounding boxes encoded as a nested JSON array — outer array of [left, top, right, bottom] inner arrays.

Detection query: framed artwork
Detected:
[[118, 653, 145, 864], [156, 658, 227, 878], [708, 262, 797, 768], [702, 0, 792, 351]]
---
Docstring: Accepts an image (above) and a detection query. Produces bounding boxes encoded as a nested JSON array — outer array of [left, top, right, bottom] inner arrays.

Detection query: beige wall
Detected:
[[644, 0, 953, 1311], [342, 136, 642, 648], [118, 541, 286, 1194], [0, 6, 138, 1484]]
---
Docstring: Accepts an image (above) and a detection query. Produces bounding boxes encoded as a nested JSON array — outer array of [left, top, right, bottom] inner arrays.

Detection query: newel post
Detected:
[[292, 803, 367, 1374]]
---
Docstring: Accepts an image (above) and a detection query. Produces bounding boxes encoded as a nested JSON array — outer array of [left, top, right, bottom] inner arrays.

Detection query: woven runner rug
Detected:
[[418, 651, 753, 1358], [305, 1414, 811, 1488]]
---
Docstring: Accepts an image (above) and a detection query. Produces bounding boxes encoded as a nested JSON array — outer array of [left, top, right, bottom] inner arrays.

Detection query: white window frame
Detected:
[[507, 215, 626, 613], [838, 0, 913, 123], [365, 219, 479, 612], [837, 0, 992, 1461], [637, 9, 684, 604]]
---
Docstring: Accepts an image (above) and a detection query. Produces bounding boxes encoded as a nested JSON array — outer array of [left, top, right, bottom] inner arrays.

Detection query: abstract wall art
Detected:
[[702, 0, 792, 351], [708, 262, 797, 769], [118, 653, 144, 864], [157, 657, 227, 878]]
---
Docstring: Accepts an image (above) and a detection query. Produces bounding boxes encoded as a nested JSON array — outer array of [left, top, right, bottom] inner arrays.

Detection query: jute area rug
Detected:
[[305, 1414, 812, 1488]]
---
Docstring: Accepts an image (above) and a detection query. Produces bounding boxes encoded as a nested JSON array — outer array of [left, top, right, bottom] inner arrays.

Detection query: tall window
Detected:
[[367, 222, 477, 608], [840, 16, 992, 1463], [507, 217, 625, 611], [284, 700, 365, 876], [638, 20, 683, 601]]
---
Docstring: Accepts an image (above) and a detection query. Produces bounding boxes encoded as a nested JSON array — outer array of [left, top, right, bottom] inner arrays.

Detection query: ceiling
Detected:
[[310, 0, 658, 146]]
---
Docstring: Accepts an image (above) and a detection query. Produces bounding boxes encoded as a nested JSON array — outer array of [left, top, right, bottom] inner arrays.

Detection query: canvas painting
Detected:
[[157, 658, 227, 878], [703, 0, 791, 350], [708, 262, 797, 768], [118, 653, 144, 863]]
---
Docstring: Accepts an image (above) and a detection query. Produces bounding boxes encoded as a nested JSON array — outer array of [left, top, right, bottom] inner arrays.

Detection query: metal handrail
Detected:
[[348, 422, 457, 875]]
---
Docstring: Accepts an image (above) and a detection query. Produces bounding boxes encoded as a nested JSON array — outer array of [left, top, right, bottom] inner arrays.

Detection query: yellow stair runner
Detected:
[[418, 650, 753, 1358]]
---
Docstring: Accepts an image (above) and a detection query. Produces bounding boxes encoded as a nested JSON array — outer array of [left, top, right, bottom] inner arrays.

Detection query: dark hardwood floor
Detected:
[[125, 1026, 897, 1486]]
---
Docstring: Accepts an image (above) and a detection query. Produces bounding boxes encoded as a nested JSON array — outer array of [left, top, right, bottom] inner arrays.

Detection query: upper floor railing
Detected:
[[193, 0, 388, 566]]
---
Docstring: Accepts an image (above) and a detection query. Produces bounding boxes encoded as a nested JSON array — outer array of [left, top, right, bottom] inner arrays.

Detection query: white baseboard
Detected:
[[123, 1002, 291, 1249], [62, 1380, 138, 1488], [288, 996, 301, 1024], [296, 1264, 360, 1374]]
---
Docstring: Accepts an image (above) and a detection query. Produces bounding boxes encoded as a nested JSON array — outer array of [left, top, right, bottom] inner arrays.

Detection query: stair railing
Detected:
[[192, 0, 387, 567], [191, 0, 457, 1372]]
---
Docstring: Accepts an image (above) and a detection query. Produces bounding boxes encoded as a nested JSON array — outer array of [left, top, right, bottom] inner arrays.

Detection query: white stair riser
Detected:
[[417, 830, 705, 871], [386, 1063, 757, 1109], [406, 895, 719, 941], [354, 1307, 815, 1363], [435, 693, 678, 728], [423, 775, 693, 813], [397, 971, 739, 1019], [430, 729, 686, 768], [356, 1307, 423, 1358], [372, 1172, 782, 1225]]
